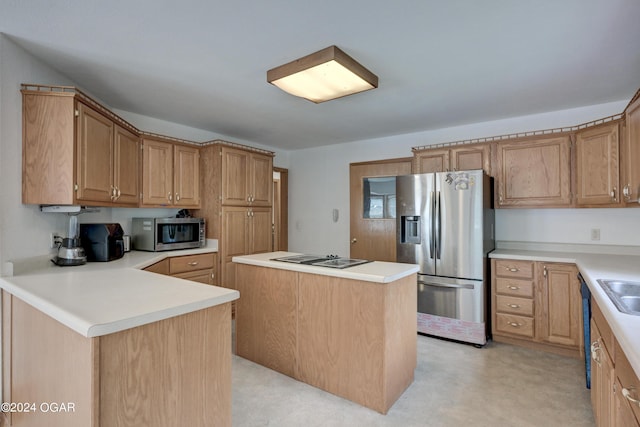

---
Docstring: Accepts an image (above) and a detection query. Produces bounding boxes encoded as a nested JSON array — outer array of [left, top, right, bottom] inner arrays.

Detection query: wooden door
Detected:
[[622, 96, 640, 203], [249, 207, 273, 254], [496, 136, 572, 207], [141, 139, 173, 206], [450, 143, 491, 175], [76, 103, 113, 203], [221, 147, 250, 205], [349, 158, 412, 261], [591, 318, 616, 427], [538, 263, 582, 349], [412, 148, 449, 173], [173, 144, 200, 207], [575, 123, 620, 206], [250, 153, 273, 206], [113, 125, 139, 206]]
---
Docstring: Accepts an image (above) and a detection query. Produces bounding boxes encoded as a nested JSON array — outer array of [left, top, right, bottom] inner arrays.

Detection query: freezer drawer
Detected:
[[417, 275, 485, 323]]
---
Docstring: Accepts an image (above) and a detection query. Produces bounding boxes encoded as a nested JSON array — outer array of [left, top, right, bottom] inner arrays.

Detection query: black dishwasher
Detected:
[[579, 273, 591, 389]]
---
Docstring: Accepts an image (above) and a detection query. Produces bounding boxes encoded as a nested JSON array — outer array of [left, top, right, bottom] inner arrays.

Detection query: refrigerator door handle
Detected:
[[429, 190, 436, 259], [418, 280, 475, 290], [435, 190, 441, 259]]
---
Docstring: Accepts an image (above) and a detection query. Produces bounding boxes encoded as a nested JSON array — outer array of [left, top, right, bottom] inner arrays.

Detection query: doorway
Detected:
[[349, 158, 412, 261], [273, 167, 288, 251]]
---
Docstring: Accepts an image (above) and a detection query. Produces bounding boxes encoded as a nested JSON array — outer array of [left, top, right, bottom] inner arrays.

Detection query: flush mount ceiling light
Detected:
[[267, 45, 378, 103]]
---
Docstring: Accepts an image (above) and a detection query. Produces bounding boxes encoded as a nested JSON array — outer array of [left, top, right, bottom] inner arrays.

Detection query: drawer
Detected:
[[169, 253, 215, 274], [174, 270, 214, 285], [615, 340, 640, 423], [496, 295, 534, 316], [495, 313, 534, 338], [495, 278, 534, 298], [494, 259, 534, 279]]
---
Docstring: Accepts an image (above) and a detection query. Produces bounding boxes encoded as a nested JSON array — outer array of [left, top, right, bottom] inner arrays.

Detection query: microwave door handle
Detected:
[[418, 280, 474, 290]]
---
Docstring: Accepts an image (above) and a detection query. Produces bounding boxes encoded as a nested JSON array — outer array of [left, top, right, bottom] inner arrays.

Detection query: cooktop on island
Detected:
[[271, 254, 371, 269]]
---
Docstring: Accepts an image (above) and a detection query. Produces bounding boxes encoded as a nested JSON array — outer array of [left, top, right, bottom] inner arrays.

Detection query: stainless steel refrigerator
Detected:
[[396, 170, 494, 345]]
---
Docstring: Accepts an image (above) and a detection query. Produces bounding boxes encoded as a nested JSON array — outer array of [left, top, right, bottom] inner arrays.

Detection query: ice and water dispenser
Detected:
[[400, 216, 421, 244]]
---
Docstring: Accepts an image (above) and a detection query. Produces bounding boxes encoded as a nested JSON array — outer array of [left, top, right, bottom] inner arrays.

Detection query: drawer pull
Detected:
[[508, 322, 522, 328], [505, 266, 520, 272], [187, 261, 199, 266], [507, 304, 521, 309], [591, 341, 602, 366], [622, 387, 640, 407], [508, 285, 520, 290]]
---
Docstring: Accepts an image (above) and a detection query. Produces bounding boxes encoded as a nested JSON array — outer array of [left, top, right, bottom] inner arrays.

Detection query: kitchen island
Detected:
[[0, 246, 238, 427], [232, 251, 419, 414]]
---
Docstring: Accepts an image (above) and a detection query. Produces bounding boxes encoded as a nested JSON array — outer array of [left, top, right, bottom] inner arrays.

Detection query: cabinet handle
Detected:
[[610, 187, 617, 201], [508, 322, 522, 328], [508, 285, 520, 290], [176, 193, 180, 202], [211, 272, 215, 280], [168, 192, 173, 202], [591, 340, 602, 366], [110, 186, 116, 201], [187, 261, 199, 266], [116, 187, 121, 200], [507, 304, 521, 309], [505, 266, 519, 273], [499, 193, 504, 204], [623, 184, 631, 201], [622, 387, 640, 407]]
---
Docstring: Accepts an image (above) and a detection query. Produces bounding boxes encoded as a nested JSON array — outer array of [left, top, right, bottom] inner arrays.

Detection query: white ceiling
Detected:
[[2, 0, 639, 151]]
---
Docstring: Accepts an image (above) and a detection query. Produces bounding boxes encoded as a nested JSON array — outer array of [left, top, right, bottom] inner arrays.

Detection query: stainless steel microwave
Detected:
[[131, 217, 206, 251]]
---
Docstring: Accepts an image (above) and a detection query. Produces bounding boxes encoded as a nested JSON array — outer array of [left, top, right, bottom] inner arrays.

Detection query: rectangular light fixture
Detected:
[[267, 45, 378, 103]]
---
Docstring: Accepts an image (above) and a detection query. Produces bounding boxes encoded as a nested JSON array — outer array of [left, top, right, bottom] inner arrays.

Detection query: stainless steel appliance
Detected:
[[80, 223, 125, 262], [132, 217, 206, 251], [272, 254, 371, 269], [396, 170, 494, 345], [52, 215, 87, 266]]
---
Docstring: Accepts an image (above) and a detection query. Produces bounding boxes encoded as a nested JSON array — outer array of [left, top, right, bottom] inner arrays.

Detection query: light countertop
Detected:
[[0, 242, 239, 338], [232, 251, 419, 283], [491, 248, 640, 380]]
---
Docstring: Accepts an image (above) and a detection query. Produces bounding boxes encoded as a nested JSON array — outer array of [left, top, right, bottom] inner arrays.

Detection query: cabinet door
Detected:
[[221, 207, 250, 289], [113, 125, 139, 206], [615, 377, 640, 427], [496, 136, 572, 207], [450, 143, 491, 175], [591, 319, 615, 427], [221, 147, 250, 205], [538, 263, 582, 348], [622, 96, 640, 203], [76, 103, 114, 203], [250, 153, 273, 206], [412, 148, 449, 173], [173, 144, 200, 207], [576, 123, 620, 206], [141, 139, 173, 206], [250, 207, 273, 254]]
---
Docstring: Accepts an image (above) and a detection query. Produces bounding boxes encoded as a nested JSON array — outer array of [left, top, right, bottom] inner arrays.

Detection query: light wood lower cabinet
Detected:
[[590, 299, 640, 427], [144, 253, 217, 286], [491, 259, 583, 357], [2, 291, 232, 427], [235, 264, 417, 414]]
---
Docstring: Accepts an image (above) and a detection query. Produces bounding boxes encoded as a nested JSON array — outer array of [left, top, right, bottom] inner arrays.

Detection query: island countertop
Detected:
[[0, 243, 239, 338], [490, 248, 640, 380], [232, 251, 419, 283]]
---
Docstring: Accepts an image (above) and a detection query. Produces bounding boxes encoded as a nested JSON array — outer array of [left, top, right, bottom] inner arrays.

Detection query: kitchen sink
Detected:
[[597, 279, 640, 316]]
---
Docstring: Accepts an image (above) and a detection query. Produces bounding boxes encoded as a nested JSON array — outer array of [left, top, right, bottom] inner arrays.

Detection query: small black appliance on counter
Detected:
[[80, 223, 125, 262]]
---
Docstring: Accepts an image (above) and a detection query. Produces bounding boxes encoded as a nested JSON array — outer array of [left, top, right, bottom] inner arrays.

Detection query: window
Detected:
[[363, 177, 396, 219]]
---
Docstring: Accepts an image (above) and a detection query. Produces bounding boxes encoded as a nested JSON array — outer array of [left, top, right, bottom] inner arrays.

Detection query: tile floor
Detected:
[[232, 335, 595, 427]]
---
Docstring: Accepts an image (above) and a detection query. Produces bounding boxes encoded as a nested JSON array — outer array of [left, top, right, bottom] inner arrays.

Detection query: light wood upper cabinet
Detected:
[[495, 135, 572, 207], [575, 122, 620, 207], [221, 146, 273, 206], [412, 143, 490, 175], [22, 91, 140, 207], [141, 138, 200, 208], [621, 96, 640, 204]]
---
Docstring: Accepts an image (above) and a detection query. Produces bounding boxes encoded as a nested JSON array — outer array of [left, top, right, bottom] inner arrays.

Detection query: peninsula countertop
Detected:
[[232, 251, 419, 283], [0, 243, 239, 338], [490, 248, 640, 380]]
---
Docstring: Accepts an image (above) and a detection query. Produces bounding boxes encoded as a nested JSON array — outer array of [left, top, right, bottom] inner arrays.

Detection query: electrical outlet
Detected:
[[50, 232, 63, 248], [590, 228, 601, 241]]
